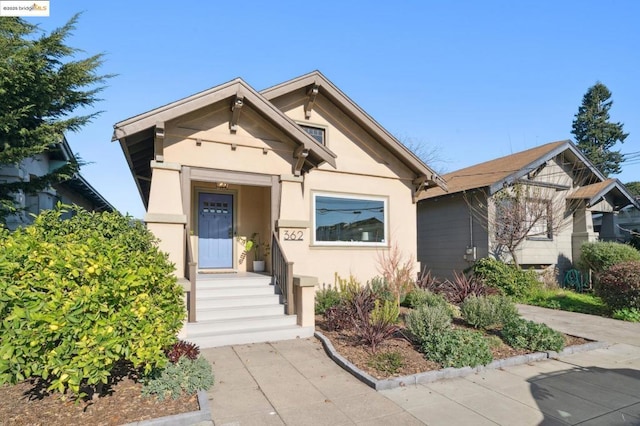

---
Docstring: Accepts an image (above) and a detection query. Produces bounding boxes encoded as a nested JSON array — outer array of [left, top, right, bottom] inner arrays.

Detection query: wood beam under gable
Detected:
[[229, 94, 244, 133], [304, 84, 319, 119], [154, 121, 165, 162], [293, 146, 310, 176]]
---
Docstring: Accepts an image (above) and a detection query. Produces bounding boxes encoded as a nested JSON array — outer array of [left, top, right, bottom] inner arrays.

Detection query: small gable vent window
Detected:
[[300, 125, 325, 145]]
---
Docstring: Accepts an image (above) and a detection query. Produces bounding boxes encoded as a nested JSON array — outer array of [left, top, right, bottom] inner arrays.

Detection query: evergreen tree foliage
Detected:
[[571, 82, 628, 177], [625, 181, 640, 197], [0, 14, 110, 220]]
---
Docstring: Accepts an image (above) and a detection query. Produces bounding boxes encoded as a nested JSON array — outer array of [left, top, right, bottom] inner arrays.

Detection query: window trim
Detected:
[[524, 197, 553, 241], [311, 192, 388, 247], [299, 123, 327, 146]]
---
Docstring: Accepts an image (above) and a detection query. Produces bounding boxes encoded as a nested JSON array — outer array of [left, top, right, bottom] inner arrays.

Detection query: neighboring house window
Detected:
[[313, 193, 387, 245], [300, 125, 325, 145], [525, 198, 552, 239]]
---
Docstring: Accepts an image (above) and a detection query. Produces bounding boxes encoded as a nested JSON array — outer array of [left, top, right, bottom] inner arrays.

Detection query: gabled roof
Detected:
[[419, 140, 605, 200], [567, 178, 640, 210], [113, 77, 338, 204], [261, 71, 446, 191]]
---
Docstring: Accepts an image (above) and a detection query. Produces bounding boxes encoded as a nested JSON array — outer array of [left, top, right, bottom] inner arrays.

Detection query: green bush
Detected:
[[612, 308, 640, 322], [404, 288, 449, 310], [501, 318, 565, 352], [0, 206, 185, 394], [460, 295, 519, 329], [368, 276, 397, 304], [421, 329, 493, 368], [471, 257, 541, 301], [578, 242, 640, 275], [367, 351, 404, 375], [142, 356, 214, 401], [596, 261, 640, 310], [355, 299, 400, 353], [315, 284, 342, 315], [405, 305, 452, 345]]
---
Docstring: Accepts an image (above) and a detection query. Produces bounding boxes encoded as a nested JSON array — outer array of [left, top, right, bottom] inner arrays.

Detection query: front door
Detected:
[[198, 193, 233, 268]]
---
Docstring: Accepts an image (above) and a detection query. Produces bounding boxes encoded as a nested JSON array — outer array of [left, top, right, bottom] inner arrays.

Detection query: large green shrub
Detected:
[[460, 295, 519, 330], [404, 288, 449, 310], [421, 329, 493, 368], [578, 242, 640, 275], [501, 318, 565, 352], [0, 206, 185, 394], [596, 261, 640, 310], [471, 257, 541, 301]]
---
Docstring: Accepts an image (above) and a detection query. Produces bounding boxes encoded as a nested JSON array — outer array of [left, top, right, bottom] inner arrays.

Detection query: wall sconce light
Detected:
[[217, 182, 228, 189]]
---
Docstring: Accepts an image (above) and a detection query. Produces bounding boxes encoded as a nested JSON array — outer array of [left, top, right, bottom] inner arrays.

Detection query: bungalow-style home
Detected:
[[417, 140, 638, 281], [112, 71, 445, 347], [1, 136, 114, 230]]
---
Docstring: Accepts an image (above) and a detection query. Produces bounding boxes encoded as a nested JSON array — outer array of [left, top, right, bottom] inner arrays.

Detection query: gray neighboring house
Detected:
[[417, 140, 638, 280], [0, 136, 114, 230]]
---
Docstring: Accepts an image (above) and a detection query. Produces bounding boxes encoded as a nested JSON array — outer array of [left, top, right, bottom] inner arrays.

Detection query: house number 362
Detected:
[[283, 230, 304, 241]]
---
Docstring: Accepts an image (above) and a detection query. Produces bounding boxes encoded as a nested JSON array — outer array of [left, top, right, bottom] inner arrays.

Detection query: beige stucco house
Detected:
[[1, 136, 114, 230], [417, 140, 638, 281], [112, 71, 445, 346]]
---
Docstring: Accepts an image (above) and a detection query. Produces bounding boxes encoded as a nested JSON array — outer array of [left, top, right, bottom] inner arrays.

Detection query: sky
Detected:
[[25, 1, 640, 218]]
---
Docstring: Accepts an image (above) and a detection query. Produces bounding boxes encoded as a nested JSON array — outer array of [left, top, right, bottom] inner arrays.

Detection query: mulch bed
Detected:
[[0, 365, 198, 426], [315, 313, 590, 380]]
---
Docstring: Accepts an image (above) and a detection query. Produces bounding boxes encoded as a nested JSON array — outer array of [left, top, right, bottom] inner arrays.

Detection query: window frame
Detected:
[[524, 197, 553, 241], [312, 192, 388, 247], [299, 124, 326, 146]]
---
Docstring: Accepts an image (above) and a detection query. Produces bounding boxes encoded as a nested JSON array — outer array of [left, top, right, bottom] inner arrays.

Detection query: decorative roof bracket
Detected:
[[229, 95, 244, 133], [293, 146, 310, 176], [304, 84, 319, 119], [154, 121, 165, 162]]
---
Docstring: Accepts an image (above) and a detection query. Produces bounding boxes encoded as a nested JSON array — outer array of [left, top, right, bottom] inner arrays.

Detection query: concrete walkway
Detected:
[[201, 305, 640, 425]]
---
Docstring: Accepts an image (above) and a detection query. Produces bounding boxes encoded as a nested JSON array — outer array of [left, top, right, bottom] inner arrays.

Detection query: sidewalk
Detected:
[[201, 305, 640, 425]]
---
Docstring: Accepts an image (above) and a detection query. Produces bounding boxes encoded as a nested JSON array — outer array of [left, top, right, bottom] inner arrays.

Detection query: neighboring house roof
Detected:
[[567, 178, 639, 210], [113, 77, 339, 205], [419, 139, 638, 210], [54, 137, 115, 212], [261, 71, 446, 192]]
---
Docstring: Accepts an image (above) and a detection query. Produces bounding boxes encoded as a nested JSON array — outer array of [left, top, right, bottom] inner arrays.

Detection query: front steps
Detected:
[[184, 273, 313, 348]]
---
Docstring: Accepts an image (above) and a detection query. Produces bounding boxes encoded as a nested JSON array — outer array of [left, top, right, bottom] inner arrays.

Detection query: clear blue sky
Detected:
[[29, 1, 640, 218]]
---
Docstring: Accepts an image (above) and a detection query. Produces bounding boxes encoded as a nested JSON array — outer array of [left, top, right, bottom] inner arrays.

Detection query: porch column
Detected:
[[144, 161, 187, 278], [571, 206, 597, 265], [599, 212, 617, 241], [276, 174, 310, 241]]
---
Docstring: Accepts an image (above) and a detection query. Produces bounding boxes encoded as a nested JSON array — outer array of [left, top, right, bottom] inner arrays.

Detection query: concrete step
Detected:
[[185, 325, 315, 348], [196, 304, 284, 321], [196, 285, 275, 298], [196, 294, 281, 309], [187, 314, 297, 335], [196, 275, 272, 289]]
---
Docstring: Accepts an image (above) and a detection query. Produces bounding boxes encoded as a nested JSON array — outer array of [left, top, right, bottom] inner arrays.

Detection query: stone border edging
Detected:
[[121, 390, 211, 426], [314, 331, 609, 391]]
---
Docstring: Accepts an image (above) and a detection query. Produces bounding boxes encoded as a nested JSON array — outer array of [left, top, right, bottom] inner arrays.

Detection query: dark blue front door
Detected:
[[198, 193, 233, 268]]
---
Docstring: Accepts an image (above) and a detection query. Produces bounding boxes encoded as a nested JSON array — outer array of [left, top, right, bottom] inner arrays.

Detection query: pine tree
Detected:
[[0, 14, 111, 220], [571, 82, 628, 177]]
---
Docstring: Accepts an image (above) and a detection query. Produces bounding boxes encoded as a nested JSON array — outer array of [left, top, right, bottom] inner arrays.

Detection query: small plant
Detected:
[[323, 304, 354, 332], [415, 268, 442, 292], [367, 351, 404, 375], [485, 335, 504, 350], [405, 304, 452, 345], [460, 295, 519, 330], [354, 299, 400, 353], [238, 233, 270, 264], [323, 285, 375, 332], [501, 318, 565, 352], [142, 356, 214, 401], [376, 242, 415, 306], [368, 276, 396, 304], [404, 288, 449, 310], [596, 261, 640, 311], [612, 308, 640, 322], [334, 273, 362, 301], [471, 257, 541, 301], [440, 271, 498, 304], [421, 329, 493, 368], [315, 284, 342, 315], [166, 340, 200, 363]]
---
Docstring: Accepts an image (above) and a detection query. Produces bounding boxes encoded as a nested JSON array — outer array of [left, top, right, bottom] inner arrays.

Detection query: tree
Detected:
[[625, 181, 640, 197], [571, 82, 628, 177], [466, 181, 574, 269], [0, 14, 110, 221]]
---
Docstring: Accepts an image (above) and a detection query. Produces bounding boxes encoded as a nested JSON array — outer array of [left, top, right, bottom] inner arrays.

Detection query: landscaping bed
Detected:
[[315, 313, 589, 381], [0, 372, 198, 426]]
